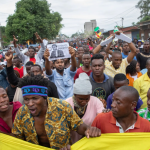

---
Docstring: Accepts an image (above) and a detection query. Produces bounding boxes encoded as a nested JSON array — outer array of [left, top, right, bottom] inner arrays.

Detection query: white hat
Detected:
[[73, 73, 92, 95]]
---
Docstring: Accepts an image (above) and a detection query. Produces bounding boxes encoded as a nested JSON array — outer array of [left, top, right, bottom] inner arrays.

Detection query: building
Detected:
[[84, 20, 97, 34], [139, 20, 150, 40]]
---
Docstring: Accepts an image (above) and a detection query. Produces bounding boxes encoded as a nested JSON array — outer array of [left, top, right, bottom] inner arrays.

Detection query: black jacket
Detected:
[[6, 65, 59, 99]]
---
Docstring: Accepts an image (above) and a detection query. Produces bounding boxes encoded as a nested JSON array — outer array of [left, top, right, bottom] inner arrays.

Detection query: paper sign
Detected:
[[43, 39, 48, 47], [47, 42, 70, 61], [100, 36, 113, 46], [115, 33, 132, 43]]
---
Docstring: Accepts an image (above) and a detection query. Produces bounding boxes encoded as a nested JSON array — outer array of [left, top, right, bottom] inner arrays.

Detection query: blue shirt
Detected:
[[141, 68, 147, 75], [122, 53, 137, 60], [106, 92, 143, 110], [46, 67, 76, 100]]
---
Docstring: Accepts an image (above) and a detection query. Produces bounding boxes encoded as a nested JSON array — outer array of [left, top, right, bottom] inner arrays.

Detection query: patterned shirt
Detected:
[[104, 58, 129, 78], [137, 108, 150, 121], [12, 97, 83, 150]]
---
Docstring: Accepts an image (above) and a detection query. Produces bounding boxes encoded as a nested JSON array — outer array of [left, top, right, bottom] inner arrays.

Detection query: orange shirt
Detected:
[[126, 72, 142, 87], [92, 111, 150, 133]]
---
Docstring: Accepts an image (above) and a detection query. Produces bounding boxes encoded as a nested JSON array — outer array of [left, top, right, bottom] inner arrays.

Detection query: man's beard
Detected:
[[56, 68, 64, 73]]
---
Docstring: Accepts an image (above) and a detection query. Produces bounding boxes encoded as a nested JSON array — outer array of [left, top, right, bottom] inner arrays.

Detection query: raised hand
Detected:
[[44, 48, 50, 61], [69, 46, 75, 57], [35, 32, 43, 43], [115, 30, 123, 35], [13, 35, 18, 48], [5, 51, 13, 63]]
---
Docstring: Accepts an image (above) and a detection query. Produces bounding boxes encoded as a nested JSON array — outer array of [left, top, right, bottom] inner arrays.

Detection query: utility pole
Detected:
[[0, 23, 2, 49], [121, 18, 124, 29]]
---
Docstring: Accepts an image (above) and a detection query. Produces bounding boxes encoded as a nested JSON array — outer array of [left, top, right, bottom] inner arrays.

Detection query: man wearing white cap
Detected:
[[66, 73, 104, 144]]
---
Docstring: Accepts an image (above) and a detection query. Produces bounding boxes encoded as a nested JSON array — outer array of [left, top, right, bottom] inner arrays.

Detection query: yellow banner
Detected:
[[1, 133, 150, 150]]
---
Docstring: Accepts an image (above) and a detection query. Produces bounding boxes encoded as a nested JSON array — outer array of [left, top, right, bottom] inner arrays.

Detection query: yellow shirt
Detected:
[[104, 58, 129, 78], [12, 97, 83, 150], [133, 73, 150, 109]]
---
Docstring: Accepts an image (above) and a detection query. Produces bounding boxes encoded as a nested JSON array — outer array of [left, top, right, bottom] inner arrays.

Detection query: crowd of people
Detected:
[[1, 31, 150, 150]]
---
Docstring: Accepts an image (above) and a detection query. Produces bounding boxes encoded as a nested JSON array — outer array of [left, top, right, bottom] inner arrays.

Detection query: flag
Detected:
[[1, 133, 150, 150]]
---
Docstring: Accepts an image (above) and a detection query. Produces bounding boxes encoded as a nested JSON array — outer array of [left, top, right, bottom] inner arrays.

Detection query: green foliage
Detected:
[[136, 0, 150, 19], [132, 22, 137, 26], [1, 26, 10, 46], [139, 15, 150, 22], [5, 0, 63, 43]]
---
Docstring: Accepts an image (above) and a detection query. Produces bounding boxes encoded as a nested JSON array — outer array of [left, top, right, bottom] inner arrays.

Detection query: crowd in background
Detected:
[[1, 31, 150, 150]]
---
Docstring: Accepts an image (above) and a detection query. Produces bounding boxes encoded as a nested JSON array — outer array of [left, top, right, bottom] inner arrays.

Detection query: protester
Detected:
[[134, 58, 150, 109], [121, 43, 137, 60], [6, 70, 20, 102], [44, 47, 77, 100], [74, 52, 92, 81], [93, 31, 136, 77], [66, 73, 104, 144], [5, 51, 59, 104], [137, 88, 150, 121], [126, 60, 142, 87], [137, 41, 150, 70], [12, 75, 101, 150], [0, 86, 22, 133], [13, 57, 23, 78], [107, 73, 143, 110], [76, 47, 84, 68], [90, 54, 115, 105], [92, 86, 150, 133], [137, 40, 143, 52], [99, 50, 108, 60], [0, 65, 9, 89], [25, 61, 34, 75], [13, 33, 46, 75]]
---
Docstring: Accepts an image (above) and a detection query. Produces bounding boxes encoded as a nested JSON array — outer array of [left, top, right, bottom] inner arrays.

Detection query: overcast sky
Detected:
[[0, 0, 141, 36]]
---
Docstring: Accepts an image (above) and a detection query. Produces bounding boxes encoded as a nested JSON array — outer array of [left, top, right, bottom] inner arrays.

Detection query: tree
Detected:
[[132, 22, 137, 26], [136, 0, 150, 19], [5, 0, 63, 43], [1, 26, 10, 46], [139, 15, 150, 22]]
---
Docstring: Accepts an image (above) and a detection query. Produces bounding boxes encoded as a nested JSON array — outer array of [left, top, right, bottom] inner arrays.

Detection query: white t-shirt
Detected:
[[131, 74, 138, 81]]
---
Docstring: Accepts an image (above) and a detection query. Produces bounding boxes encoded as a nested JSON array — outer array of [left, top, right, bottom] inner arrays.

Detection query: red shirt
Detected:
[[92, 111, 150, 133], [74, 67, 92, 81], [30, 57, 36, 64], [14, 66, 24, 78], [0, 102, 22, 133]]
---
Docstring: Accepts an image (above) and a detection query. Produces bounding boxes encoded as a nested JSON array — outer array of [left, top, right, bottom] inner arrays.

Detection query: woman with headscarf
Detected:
[[66, 73, 104, 144]]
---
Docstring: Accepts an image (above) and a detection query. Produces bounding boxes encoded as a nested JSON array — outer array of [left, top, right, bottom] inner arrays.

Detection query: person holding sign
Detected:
[[13, 33, 46, 75], [93, 31, 136, 78], [44, 46, 77, 100]]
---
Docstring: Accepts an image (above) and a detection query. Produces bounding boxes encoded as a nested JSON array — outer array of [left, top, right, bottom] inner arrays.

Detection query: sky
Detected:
[[0, 0, 141, 36]]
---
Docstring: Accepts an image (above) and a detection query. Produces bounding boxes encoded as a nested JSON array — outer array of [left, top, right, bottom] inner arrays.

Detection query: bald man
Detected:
[[92, 86, 150, 133]]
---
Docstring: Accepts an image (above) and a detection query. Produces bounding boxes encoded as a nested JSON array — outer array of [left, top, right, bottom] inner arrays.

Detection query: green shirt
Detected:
[[137, 108, 150, 121]]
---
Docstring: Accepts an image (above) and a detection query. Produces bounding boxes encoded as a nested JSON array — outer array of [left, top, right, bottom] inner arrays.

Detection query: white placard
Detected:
[[47, 42, 70, 61], [115, 33, 132, 43]]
